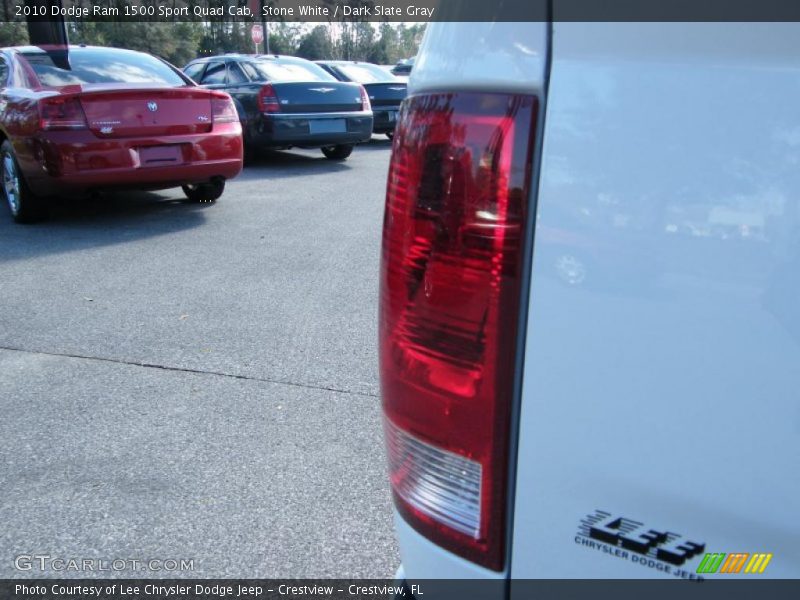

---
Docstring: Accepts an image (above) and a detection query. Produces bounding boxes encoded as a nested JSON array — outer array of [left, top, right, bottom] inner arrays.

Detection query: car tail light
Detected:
[[258, 84, 280, 113], [360, 85, 371, 111], [380, 92, 538, 570], [38, 96, 87, 131], [211, 94, 238, 124]]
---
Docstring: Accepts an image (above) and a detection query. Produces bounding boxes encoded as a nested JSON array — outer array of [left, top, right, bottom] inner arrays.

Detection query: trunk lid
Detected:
[[269, 81, 364, 114], [363, 82, 407, 108], [76, 87, 213, 138]]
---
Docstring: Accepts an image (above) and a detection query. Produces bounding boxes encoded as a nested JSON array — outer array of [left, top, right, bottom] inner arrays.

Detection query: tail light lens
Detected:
[[211, 94, 238, 124], [380, 92, 538, 570], [258, 84, 280, 113], [360, 85, 371, 111], [39, 97, 87, 131]]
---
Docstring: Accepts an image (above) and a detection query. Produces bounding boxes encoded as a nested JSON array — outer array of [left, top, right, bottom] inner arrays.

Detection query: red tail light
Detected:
[[211, 94, 238, 124], [360, 85, 371, 111], [380, 92, 538, 570], [39, 96, 87, 131], [258, 84, 280, 113]]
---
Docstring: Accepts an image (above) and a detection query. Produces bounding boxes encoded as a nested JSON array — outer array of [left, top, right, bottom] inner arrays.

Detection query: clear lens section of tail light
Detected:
[[385, 418, 482, 538], [380, 92, 538, 570], [360, 85, 371, 111], [258, 84, 280, 113]]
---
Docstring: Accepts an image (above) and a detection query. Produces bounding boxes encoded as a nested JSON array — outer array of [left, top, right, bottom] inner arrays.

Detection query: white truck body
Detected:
[[387, 17, 799, 588], [513, 21, 800, 580]]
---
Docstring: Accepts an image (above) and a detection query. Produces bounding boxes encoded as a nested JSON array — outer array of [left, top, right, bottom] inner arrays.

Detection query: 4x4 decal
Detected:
[[575, 510, 708, 578], [581, 510, 705, 566]]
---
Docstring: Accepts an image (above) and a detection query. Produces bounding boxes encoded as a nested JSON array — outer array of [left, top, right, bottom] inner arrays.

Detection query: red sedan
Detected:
[[0, 45, 243, 223]]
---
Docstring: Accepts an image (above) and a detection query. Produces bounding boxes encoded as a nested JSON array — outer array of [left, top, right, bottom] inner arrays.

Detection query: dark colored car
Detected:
[[183, 54, 373, 160], [0, 45, 243, 223], [390, 57, 415, 77], [316, 61, 407, 139]]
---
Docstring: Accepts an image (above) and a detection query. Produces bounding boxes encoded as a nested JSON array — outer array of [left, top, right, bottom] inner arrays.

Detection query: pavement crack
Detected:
[[0, 345, 379, 399]]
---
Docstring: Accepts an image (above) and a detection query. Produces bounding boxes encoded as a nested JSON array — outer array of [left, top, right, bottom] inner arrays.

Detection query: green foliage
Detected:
[[394, 23, 426, 61], [305, 22, 424, 64], [66, 21, 203, 66], [366, 23, 397, 64], [267, 23, 304, 56], [296, 25, 332, 61], [0, 22, 28, 47]]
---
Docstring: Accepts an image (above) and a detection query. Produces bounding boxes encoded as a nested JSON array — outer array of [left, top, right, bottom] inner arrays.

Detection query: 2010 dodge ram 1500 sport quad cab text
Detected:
[[378, 16, 799, 598]]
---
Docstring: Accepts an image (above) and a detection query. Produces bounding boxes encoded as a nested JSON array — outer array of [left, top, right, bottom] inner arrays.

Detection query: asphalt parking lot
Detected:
[[0, 138, 399, 578]]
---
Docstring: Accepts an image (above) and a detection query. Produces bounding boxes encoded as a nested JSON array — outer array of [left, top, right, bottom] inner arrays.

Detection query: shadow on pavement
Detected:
[[237, 137, 392, 181], [0, 191, 210, 264], [237, 147, 353, 181], [358, 137, 394, 151]]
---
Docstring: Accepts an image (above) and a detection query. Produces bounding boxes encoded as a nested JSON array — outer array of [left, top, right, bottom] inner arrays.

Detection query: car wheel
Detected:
[[182, 179, 225, 203], [1, 140, 47, 223], [386, 132, 394, 140], [321, 144, 354, 161]]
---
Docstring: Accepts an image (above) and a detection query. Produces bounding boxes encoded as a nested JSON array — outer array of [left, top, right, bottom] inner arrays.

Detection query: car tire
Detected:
[[1, 140, 47, 224], [321, 144, 354, 161], [386, 132, 394, 140], [182, 179, 225, 203]]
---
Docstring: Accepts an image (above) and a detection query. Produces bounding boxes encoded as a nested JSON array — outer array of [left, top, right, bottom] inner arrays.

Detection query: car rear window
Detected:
[[200, 62, 226, 85], [22, 48, 186, 87], [248, 60, 335, 83], [334, 63, 397, 84], [183, 62, 205, 82]]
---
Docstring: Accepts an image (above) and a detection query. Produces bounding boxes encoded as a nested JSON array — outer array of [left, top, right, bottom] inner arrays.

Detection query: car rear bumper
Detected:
[[20, 124, 243, 196], [250, 111, 373, 148]]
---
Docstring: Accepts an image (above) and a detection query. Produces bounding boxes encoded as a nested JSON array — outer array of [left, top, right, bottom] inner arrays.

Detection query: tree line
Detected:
[[0, 1, 424, 68]]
